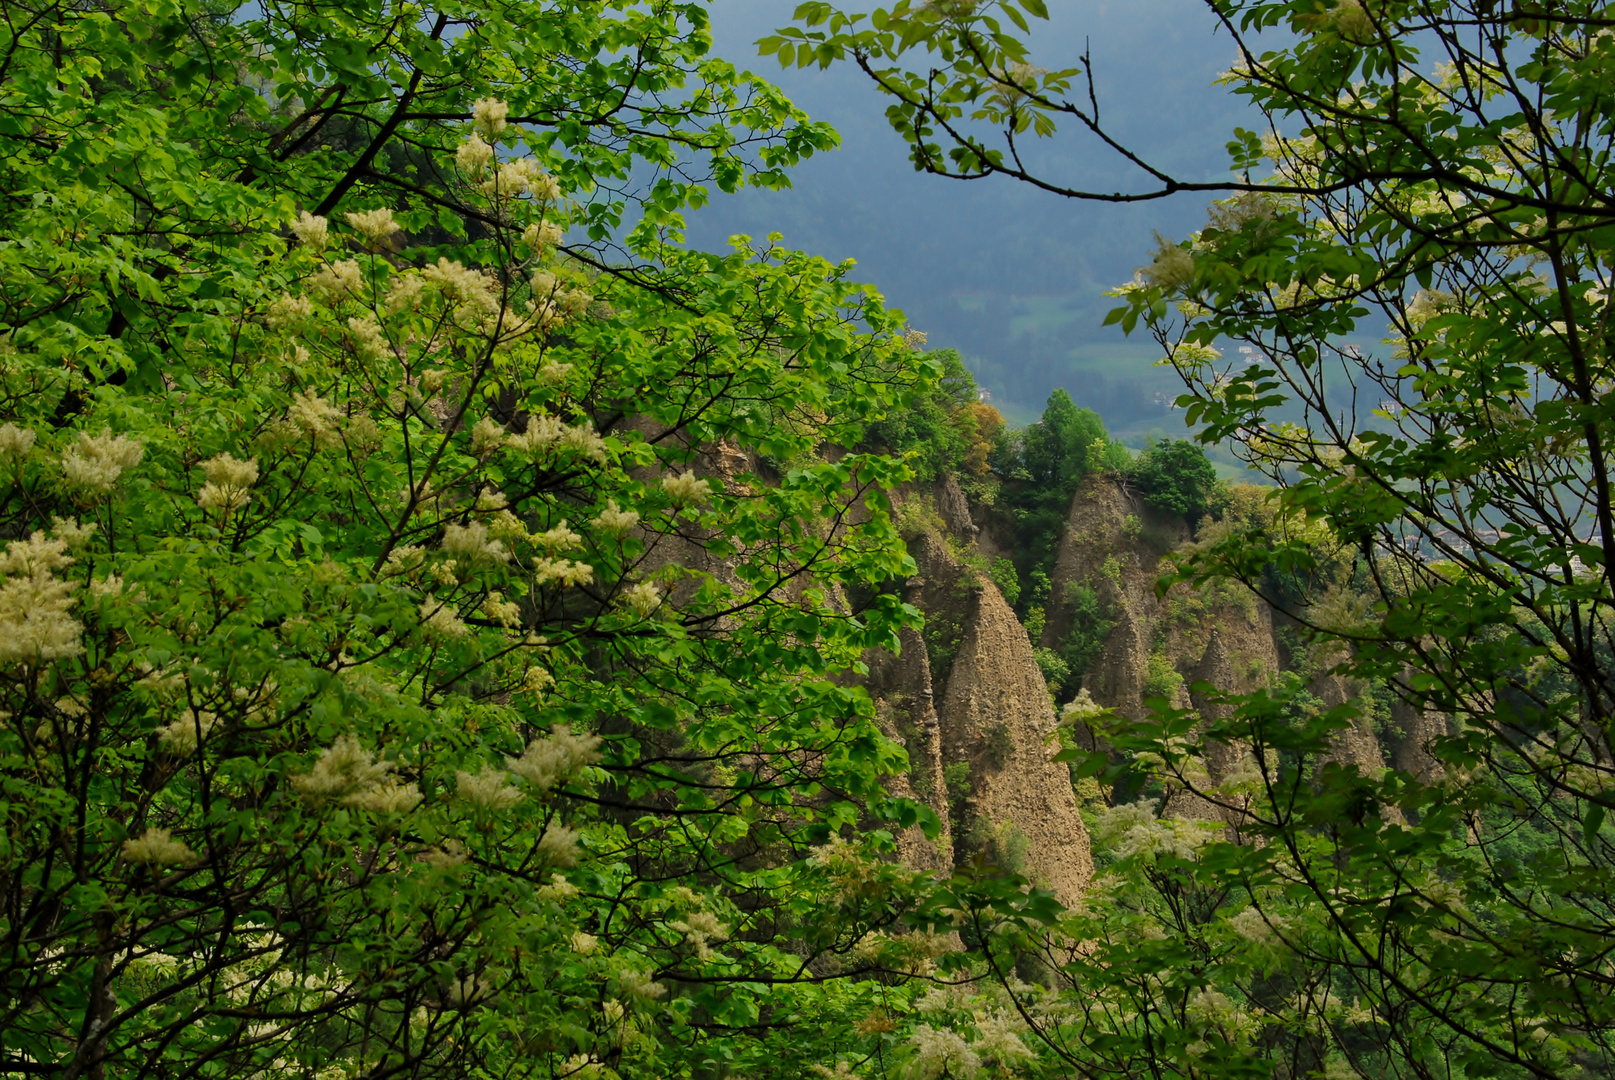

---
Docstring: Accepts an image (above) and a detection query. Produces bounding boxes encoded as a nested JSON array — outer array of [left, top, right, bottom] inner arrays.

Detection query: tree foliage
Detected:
[[1127, 438, 1218, 524], [863, 346, 1002, 482], [773, 0, 1615, 1076], [985, 390, 1126, 615], [0, 2, 953, 1076]]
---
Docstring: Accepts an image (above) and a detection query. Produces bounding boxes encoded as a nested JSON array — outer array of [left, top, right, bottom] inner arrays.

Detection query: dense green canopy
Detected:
[[21, 0, 1615, 1077], [769, 0, 1615, 1076], [0, 2, 948, 1075]]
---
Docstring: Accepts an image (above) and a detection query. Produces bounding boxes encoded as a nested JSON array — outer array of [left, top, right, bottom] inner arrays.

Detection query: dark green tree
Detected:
[[1021, 389, 1106, 494], [864, 347, 988, 480], [1127, 438, 1218, 524]]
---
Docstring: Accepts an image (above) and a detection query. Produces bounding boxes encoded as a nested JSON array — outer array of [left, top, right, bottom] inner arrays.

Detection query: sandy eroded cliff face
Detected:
[[864, 481, 1094, 904], [870, 470, 1451, 898]]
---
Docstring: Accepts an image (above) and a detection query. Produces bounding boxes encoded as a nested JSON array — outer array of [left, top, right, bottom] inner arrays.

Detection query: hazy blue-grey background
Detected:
[[684, 0, 1250, 437]]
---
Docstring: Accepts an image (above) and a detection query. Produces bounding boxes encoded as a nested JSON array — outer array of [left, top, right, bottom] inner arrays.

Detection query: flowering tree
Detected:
[[0, 2, 950, 1076], [768, 1, 1615, 1077]]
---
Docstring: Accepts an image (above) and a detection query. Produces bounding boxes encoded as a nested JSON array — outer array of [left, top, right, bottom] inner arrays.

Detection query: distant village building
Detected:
[[977, 387, 993, 403]]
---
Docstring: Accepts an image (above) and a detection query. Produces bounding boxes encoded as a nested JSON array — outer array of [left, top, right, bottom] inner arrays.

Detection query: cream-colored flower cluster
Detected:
[[1094, 798, 1221, 861], [669, 909, 728, 961], [531, 520, 582, 551], [505, 415, 608, 461], [344, 207, 400, 247], [292, 735, 422, 814], [507, 725, 602, 792], [524, 221, 565, 249], [537, 822, 582, 866], [290, 210, 329, 250], [456, 134, 495, 173], [528, 268, 591, 324], [310, 259, 365, 301], [591, 500, 639, 534], [0, 422, 36, 470], [1325, 0, 1376, 42], [284, 391, 345, 445], [456, 766, 522, 811], [421, 257, 499, 315], [485, 158, 561, 201], [470, 417, 507, 455], [1185, 986, 1259, 1043], [660, 470, 709, 505], [267, 293, 315, 330], [1141, 232, 1195, 293], [1060, 687, 1107, 725], [157, 709, 218, 754], [0, 529, 83, 665], [520, 665, 555, 696], [197, 453, 259, 514], [482, 591, 521, 627], [441, 521, 510, 568], [122, 827, 197, 867], [62, 429, 143, 494], [533, 556, 595, 588], [345, 315, 389, 362], [620, 581, 660, 618], [419, 596, 471, 639], [472, 96, 508, 137], [1225, 905, 1290, 948], [906, 1025, 980, 1080]]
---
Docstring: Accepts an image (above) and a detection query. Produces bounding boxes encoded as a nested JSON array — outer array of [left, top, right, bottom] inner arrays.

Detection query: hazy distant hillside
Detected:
[[688, 0, 1251, 432]]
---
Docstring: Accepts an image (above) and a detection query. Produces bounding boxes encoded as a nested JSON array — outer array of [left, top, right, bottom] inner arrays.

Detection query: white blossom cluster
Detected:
[[1094, 798, 1221, 862], [419, 596, 471, 639], [472, 96, 508, 137], [906, 1025, 980, 1080], [661, 470, 710, 506], [0, 528, 84, 666], [285, 391, 344, 444], [291, 735, 422, 814], [620, 581, 660, 618], [532, 556, 594, 588], [0, 422, 36, 470], [61, 428, 143, 494], [1225, 905, 1291, 950], [1060, 687, 1107, 724], [289, 210, 329, 250], [456, 766, 522, 811], [157, 709, 219, 754], [591, 499, 639, 534], [483, 158, 561, 201], [441, 521, 510, 568], [346, 315, 389, 362], [309, 259, 366, 302], [507, 725, 602, 792], [1185, 987, 1259, 1044], [1141, 232, 1196, 293], [421, 257, 499, 315], [668, 910, 728, 961], [903, 983, 1039, 1078], [197, 453, 259, 514], [122, 827, 197, 867], [344, 207, 400, 247], [506, 415, 608, 461]]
